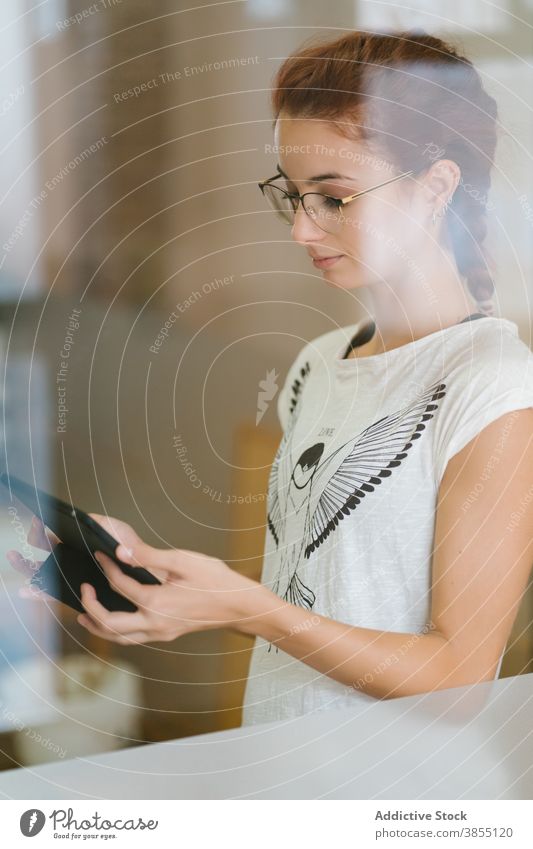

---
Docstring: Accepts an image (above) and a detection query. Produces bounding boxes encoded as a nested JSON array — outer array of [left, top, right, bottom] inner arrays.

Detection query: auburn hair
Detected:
[[270, 30, 500, 314]]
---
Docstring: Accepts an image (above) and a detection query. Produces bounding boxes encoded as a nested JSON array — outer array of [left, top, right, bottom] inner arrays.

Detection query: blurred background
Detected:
[[0, 0, 532, 770]]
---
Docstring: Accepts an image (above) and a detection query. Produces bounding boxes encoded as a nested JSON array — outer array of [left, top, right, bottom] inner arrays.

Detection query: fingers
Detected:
[[88, 512, 121, 540], [27, 516, 60, 550], [18, 584, 55, 603], [79, 580, 148, 635], [7, 549, 54, 602], [94, 551, 161, 606], [88, 513, 137, 555], [86, 515, 177, 582], [7, 549, 41, 578], [115, 539, 178, 577], [77, 612, 149, 645]]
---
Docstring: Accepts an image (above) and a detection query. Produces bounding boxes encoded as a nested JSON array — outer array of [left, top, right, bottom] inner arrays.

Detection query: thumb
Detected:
[[115, 539, 177, 577]]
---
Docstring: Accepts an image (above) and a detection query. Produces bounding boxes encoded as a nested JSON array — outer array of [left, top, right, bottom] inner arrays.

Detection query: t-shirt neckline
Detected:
[[333, 316, 517, 367]]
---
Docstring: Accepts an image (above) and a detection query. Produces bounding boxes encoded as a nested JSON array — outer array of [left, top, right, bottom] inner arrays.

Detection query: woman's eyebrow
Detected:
[[276, 163, 356, 183]]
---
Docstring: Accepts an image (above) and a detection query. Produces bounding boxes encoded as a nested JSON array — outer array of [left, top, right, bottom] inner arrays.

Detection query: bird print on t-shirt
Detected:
[[265, 367, 446, 652]]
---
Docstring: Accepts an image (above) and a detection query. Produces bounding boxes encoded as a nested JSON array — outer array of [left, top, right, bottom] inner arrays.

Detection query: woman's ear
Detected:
[[424, 159, 461, 216]]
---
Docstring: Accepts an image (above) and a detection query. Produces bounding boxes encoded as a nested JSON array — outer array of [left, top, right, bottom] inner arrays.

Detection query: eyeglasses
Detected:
[[258, 167, 414, 234]]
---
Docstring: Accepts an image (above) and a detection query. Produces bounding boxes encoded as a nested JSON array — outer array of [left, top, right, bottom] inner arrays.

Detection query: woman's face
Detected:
[[272, 114, 429, 293]]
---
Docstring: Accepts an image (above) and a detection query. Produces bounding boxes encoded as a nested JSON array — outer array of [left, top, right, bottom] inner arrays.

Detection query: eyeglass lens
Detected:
[[261, 184, 344, 233]]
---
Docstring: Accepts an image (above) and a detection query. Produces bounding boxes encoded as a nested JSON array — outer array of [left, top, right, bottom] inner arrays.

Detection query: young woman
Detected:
[[9, 31, 533, 727]]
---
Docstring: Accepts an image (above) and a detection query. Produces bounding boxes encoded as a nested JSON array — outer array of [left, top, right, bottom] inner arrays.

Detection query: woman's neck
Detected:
[[365, 254, 481, 355], [344, 311, 486, 359]]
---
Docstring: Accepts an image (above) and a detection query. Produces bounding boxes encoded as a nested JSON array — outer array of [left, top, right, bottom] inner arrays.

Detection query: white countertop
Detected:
[[1, 672, 532, 800]]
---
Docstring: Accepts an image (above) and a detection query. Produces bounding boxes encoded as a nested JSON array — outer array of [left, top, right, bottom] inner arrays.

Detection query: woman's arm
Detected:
[[234, 408, 533, 699], [72, 409, 532, 700]]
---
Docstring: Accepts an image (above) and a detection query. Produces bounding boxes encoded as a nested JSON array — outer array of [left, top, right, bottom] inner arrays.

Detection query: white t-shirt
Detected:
[[241, 316, 533, 727]]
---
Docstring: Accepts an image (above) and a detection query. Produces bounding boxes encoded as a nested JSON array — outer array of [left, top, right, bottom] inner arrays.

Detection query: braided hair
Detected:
[[271, 30, 500, 314]]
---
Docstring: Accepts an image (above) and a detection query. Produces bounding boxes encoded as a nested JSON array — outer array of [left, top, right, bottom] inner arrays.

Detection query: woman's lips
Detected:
[[311, 254, 344, 269]]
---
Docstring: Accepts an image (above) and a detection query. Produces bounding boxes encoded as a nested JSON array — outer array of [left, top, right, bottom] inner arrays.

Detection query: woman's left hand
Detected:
[[77, 513, 259, 645]]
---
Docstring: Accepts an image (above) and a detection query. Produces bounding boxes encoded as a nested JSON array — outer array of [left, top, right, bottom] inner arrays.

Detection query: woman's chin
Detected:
[[321, 264, 368, 290]]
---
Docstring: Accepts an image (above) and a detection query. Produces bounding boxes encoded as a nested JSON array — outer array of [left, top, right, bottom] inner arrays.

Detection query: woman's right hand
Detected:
[[6, 516, 61, 602]]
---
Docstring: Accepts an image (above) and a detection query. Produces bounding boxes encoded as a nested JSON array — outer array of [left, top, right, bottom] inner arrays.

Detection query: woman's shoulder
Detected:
[[432, 318, 533, 486], [472, 316, 531, 352], [434, 315, 533, 441], [447, 317, 533, 382]]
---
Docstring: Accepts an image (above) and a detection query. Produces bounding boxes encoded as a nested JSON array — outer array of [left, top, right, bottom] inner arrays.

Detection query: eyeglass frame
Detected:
[[258, 166, 415, 232]]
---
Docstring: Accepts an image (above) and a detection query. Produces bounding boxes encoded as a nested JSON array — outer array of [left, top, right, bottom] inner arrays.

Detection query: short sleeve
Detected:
[[433, 348, 533, 486]]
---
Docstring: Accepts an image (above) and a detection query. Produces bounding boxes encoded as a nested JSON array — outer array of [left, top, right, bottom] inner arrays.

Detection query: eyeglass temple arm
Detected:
[[258, 173, 281, 188], [259, 168, 414, 197], [339, 170, 414, 205]]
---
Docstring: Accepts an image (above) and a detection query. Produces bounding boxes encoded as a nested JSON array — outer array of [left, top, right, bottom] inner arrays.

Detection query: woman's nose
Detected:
[[290, 201, 324, 242]]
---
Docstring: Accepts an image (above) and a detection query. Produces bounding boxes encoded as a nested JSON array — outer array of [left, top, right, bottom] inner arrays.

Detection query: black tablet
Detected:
[[1, 471, 161, 613], [1, 471, 125, 559]]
